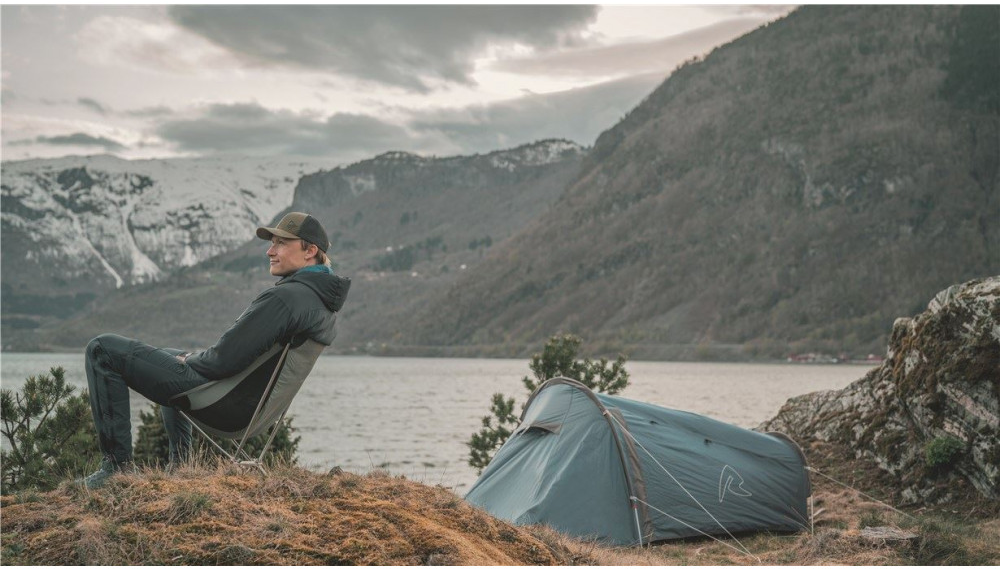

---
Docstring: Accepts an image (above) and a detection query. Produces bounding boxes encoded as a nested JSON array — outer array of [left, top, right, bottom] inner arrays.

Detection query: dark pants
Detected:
[[84, 334, 211, 464]]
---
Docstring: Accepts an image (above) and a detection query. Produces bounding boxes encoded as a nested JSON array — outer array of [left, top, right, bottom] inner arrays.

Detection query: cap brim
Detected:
[[256, 226, 300, 240]]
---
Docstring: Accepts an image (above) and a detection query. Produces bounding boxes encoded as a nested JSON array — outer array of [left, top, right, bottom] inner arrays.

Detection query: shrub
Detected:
[[0, 367, 100, 493], [132, 404, 300, 467], [857, 509, 885, 529], [924, 436, 965, 470], [466, 334, 630, 472], [373, 247, 414, 272], [167, 491, 213, 523]]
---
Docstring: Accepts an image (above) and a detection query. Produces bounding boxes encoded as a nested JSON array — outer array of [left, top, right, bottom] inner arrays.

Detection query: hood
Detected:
[[278, 268, 351, 312]]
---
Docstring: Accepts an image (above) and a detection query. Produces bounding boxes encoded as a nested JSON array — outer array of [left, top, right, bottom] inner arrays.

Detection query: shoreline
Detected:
[[1, 344, 884, 365]]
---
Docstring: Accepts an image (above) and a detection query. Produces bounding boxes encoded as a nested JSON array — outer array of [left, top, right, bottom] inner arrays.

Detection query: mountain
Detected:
[[292, 139, 585, 267], [284, 140, 587, 350], [11, 140, 585, 351], [397, 5, 999, 359], [1, 155, 330, 338]]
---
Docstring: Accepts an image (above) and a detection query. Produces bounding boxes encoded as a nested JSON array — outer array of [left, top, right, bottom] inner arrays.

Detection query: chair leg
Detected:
[[180, 410, 236, 461], [234, 411, 290, 476], [256, 410, 289, 464], [179, 410, 265, 474], [237, 459, 268, 476], [179, 411, 292, 476]]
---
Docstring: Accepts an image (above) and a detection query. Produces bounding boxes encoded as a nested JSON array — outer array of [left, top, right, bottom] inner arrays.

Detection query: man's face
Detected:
[[267, 237, 311, 276]]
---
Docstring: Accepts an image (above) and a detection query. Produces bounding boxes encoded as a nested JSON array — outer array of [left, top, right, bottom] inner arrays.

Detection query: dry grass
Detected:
[[1, 460, 575, 565], [1, 457, 997, 565]]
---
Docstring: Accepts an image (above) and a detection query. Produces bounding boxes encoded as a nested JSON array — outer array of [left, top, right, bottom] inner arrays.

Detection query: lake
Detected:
[[0, 353, 871, 491]]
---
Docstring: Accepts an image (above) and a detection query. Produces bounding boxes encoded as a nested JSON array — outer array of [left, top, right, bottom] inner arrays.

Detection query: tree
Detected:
[[133, 404, 301, 467], [0, 367, 100, 493], [466, 334, 630, 473]]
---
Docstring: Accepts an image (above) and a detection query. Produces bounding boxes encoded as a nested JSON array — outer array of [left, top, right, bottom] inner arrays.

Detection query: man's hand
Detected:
[[175, 352, 189, 363]]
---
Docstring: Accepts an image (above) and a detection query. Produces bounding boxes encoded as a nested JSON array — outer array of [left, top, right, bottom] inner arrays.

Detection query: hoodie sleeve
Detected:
[[186, 288, 294, 380]]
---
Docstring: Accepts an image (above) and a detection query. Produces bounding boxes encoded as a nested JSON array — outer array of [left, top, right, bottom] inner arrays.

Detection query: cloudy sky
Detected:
[[1, 4, 793, 165]]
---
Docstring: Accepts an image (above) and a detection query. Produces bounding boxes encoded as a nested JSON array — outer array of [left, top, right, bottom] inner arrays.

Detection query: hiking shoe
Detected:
[[77, 456, 134, 490]]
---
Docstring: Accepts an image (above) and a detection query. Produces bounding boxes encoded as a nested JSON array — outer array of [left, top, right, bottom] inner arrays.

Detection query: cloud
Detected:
[[493, 17, 770, 79], [167, 5, 598, 91], [74, 15, 242, 75], [30, 96, 171, 119], [29, 132, 127, 151], [155, 102, 436, 160], [77, 97, 110, 115], [704, 5, 797, 19], [153, 72, 661, 160], [124, 105, 174, 118], [408, 73, 663, 150]]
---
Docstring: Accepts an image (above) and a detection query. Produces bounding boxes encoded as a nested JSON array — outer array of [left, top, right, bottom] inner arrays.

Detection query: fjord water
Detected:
[[1, 353, 869, 491]]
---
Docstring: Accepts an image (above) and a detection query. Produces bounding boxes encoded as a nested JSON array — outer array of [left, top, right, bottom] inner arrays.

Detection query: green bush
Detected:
[[133, 404, 300, 467], [924, 436, 965, 469], [857, 508, 885, 529], [0, 367, 100, 493], [466, 334, 630, 472]]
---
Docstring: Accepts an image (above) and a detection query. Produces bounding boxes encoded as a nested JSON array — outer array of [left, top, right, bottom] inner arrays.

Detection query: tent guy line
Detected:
[[630, 496, 761, 562], [805, 466, 917, 521], [605, 410, 759, 558]]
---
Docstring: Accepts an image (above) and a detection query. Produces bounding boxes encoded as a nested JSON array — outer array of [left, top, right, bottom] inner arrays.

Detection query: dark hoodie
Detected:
[[186, 267, 350, 380]]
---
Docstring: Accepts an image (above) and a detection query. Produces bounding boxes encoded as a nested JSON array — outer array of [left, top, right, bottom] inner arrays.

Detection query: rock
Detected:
[[860, 526, 919, 542], [761, 277, 1000, 505]]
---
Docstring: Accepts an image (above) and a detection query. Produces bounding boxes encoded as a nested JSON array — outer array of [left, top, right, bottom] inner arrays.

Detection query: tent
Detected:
[[465, 377, 811, 547]]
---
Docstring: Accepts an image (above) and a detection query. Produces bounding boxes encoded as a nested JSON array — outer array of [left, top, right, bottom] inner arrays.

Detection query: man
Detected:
[[79, 212, 350, 489]]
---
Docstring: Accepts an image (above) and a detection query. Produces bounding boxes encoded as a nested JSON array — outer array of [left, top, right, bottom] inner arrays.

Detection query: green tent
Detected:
[[465, 378, 811, 547]]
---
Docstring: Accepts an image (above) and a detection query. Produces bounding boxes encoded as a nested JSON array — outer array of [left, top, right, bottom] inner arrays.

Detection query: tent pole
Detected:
[[632, 499, 644, 547]]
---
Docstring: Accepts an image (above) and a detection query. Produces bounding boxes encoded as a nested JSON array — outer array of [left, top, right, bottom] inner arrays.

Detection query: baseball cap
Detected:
[[256, 212, 331, 252]]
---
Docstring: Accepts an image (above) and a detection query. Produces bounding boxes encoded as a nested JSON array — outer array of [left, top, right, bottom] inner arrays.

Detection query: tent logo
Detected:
[[718, 465, 752, 503]]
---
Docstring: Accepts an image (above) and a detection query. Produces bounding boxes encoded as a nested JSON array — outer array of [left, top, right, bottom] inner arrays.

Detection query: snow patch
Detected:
[[488, 140, 582, 171], [346, 174, 377, 196]]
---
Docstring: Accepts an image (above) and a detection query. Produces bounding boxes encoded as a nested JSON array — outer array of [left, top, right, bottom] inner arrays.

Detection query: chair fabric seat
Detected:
[[170, 340, 325, 440]]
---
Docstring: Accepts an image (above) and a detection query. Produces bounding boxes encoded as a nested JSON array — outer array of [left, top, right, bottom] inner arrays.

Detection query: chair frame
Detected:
[[178, 344, 291, 475]]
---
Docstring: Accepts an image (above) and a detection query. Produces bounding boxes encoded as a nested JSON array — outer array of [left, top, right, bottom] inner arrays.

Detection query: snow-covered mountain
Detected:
[[1, 154, 330, 291]]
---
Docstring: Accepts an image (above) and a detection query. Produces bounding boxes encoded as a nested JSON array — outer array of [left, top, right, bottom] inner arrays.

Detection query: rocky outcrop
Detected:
[[761, 277, 1000, 505]]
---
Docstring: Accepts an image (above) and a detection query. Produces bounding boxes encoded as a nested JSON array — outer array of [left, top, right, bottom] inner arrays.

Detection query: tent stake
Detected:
[[810, 495, 814, 535]]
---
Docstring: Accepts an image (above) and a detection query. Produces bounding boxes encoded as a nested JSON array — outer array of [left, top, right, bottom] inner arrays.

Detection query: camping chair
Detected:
[[168, 339, 326, 475]]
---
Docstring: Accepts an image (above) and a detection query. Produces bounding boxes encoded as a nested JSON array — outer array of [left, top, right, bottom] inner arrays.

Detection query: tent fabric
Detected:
[[465, 377, 811, 546], [170, 339, 325, 440]]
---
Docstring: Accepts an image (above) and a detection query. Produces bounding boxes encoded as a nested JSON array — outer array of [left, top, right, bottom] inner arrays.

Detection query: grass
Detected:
[[1, 455, 997, 565], [0, 458, 574, 565]]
